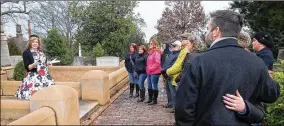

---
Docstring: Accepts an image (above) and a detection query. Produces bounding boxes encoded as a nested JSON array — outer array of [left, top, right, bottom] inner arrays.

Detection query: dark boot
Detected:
[[149, 90, 158, 105], [129, 83, 134, 98], [134, 84, 139, 98], [145, 89, 153, 103], [137, 89, 145, 102]]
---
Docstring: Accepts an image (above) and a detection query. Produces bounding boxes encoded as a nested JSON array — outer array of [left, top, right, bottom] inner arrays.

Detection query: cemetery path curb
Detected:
[[82, 84, 129, 125]]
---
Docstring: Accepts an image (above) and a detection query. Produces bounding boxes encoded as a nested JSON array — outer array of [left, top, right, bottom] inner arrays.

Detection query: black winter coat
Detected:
[[135, 54, 147, 74], [125, 52, 138, 73], [175, 38, 280, 126], [22, 49, 40, 72], [256, 47, 274, 70]]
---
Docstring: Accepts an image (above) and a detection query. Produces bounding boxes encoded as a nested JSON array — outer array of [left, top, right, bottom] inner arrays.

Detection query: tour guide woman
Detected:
[[15, 35, 55, 99]]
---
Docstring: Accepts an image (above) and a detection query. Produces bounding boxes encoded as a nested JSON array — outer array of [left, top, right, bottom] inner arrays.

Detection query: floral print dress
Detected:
[[15, 50, 55, 99]]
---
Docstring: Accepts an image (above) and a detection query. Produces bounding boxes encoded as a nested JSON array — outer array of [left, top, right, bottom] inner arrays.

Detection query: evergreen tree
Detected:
[[43, 28, 72, 65]]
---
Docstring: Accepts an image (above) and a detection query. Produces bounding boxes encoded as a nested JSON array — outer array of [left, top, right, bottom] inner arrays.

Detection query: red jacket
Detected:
[[146, 49, 162, 75]]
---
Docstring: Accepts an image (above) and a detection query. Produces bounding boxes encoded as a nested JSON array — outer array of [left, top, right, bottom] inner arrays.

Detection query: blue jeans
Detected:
[[138, 73, 147, 89], [165, 78, 177, 108], [147, 74, 160, 90], [128, 72, 138, 84]]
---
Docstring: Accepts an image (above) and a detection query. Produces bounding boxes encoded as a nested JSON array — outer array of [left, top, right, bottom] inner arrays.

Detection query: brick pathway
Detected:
[[92, 77, 175, 125]]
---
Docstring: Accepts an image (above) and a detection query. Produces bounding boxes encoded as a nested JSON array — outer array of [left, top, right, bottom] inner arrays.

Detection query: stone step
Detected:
[[79, 100, 99, 121]]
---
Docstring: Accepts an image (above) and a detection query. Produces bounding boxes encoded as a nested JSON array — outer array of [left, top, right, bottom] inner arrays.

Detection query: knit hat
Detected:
[[253, 31, 274, 48]]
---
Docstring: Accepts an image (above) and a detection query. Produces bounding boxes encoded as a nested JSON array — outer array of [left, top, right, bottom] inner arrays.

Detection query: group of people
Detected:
[[125, 40, 162, 105], [173, 10, 279, 126], [14, 9, 280, 125], [125, 10, 280, 125]]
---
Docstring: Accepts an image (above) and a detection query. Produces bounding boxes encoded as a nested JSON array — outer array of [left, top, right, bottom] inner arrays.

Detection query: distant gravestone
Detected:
[[277, 48, 284, 61], [96, 56, 119, 66], [1, 30, 12, 67]]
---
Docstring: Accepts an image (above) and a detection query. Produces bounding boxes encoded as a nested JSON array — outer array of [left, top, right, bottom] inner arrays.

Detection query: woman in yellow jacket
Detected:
[[162, 33, 199, 86], [161, 32, 199, 112]]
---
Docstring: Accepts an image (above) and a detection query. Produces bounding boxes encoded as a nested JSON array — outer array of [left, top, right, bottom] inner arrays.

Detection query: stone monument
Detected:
[[1, 23, 12, 67], [278, 47, 284, 61], [72, 43, 85, 66], [96, 56, 119, 66], [79, 43, 82, 57]]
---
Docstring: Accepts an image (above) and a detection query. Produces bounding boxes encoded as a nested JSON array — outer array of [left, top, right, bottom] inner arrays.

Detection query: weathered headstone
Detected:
[[277, 48, 284, 61], [96, 56, 119, 66], [72, 56, 85, 66], [1, 24, 12, 67]]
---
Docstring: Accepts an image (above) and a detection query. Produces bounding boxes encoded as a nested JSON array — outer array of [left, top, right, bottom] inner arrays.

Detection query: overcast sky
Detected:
[[3, 1, 231, 41]]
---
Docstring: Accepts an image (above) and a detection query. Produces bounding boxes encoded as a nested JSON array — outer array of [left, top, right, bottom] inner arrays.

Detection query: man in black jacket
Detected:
[[162, 40, 181, 113], [175, 10, 280, 125], [252, 31, 275, 78]]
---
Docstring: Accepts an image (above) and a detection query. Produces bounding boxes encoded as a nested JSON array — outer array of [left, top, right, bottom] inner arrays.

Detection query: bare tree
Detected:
[[156, 1, 206, 43], [1, 1, 31, 24], [28, 1, 80, 48], [1, 1, 29, 15]]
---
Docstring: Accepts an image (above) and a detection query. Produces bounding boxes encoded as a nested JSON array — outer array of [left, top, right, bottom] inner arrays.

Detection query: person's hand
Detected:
[[33, 61, 40, 68], [223, 90, 246, 112], [161, 69, 168, 78], [175, 74, 181, 83], [268, 70, 274, 79]]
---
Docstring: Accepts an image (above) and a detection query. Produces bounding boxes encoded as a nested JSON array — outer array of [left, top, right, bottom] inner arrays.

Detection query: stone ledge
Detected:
[[8, 107, 56, 125], [48, 66, 119, 71], [79, 100, 99, 121], [1, 66, 15, 70], [1, 81, 81, 98], [1, 99, 30, 119]]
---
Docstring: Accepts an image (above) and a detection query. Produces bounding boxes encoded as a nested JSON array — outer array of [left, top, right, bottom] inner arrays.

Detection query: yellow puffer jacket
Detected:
[[166, 47, 188, 86]]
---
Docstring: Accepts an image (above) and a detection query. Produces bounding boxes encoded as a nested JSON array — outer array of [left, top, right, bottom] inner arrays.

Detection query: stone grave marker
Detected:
[[1, 25, 12, 67], [96, 56, 119, 66]]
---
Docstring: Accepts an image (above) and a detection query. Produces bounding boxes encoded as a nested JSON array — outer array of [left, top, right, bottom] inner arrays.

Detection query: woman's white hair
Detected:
[[238, 30, 251, 48]]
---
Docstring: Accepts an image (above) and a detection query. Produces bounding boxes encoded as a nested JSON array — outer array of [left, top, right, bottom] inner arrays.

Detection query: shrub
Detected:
[[43, 28, 72, 65], [264, 60, 284, 125], [13, 61, 26, 81], [8, 41, 21, 55]]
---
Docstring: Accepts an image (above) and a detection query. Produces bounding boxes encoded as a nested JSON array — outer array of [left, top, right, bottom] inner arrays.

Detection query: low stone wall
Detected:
[[10, 56, 22, 66], [108, 67, 128, 89], [1, 70, 7, 81], [110, 76, 129, 97], [1, 99, 30, 120], [8, 85, 80, 125], [48, 66, 119, 82], [0, 81, 81, 98], [8, 107, 56, 125], [80, 70, 110, 105], [1, 66, 14, 80]]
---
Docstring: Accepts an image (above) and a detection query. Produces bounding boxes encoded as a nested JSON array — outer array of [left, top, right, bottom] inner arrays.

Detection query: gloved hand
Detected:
[[33, 61, 40, 68]]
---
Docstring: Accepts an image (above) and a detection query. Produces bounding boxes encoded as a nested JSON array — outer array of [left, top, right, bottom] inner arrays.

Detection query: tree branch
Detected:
[[1, 1, 29, 15]]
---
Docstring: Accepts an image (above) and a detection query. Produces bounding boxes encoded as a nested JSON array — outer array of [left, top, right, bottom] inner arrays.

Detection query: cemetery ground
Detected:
[[90, 77, 175, 125]]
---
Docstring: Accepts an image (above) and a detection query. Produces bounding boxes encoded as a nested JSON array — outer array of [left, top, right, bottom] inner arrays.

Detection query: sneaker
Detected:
[[166, 108, 175, 113]]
